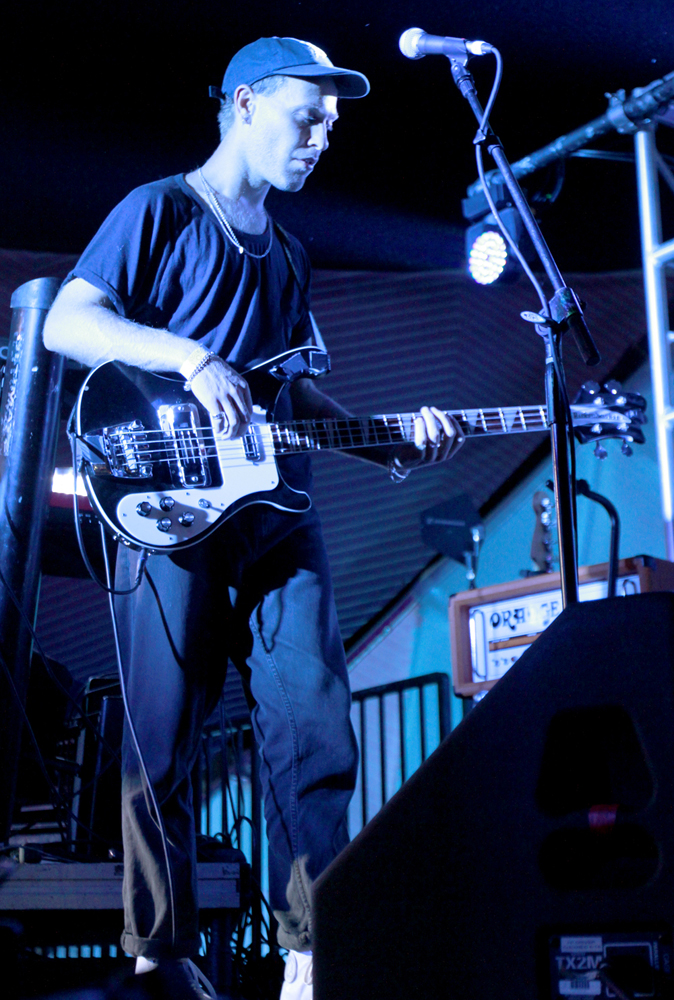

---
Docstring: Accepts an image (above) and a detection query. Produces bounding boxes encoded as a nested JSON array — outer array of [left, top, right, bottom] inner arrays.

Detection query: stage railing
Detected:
[[348, 672, 452, 834]]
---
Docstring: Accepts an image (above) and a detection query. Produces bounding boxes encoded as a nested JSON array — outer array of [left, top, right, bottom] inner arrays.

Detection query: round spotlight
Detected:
[[468, 230, 508, 285]]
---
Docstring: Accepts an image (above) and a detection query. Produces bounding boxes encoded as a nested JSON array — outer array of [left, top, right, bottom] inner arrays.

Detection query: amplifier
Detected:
[[449, 556, 674, 697]]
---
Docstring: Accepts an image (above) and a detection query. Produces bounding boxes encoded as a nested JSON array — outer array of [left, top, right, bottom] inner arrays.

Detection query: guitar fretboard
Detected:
[[268, 405, 550, 455]]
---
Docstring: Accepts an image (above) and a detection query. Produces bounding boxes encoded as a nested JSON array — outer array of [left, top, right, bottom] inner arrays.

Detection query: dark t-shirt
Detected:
[[68, 174, 320, 490]]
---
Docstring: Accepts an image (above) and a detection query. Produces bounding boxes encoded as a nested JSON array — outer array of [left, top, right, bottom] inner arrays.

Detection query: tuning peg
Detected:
[[576, 380, 603, 405], [621, 440, 633, 456], [594, 442, 608, 460], [582, 380, 601, 396]]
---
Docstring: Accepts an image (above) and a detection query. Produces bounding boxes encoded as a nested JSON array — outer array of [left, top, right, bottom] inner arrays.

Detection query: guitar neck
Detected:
[[269, 405, 550, 455]]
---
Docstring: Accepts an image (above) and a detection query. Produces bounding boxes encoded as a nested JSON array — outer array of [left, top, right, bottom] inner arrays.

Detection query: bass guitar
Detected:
[[73, 348, 647, 553]]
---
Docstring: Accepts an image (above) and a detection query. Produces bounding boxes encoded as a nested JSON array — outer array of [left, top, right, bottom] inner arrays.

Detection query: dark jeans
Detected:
[[114, 506, 358, 959]]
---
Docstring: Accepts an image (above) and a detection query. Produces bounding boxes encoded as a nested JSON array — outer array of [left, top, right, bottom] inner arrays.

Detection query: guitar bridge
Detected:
[[158, 404, 211, 488], [89, 420, 153, 479]]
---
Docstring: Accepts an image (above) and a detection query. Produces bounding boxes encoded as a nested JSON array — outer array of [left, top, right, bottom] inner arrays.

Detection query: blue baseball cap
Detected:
[[210, 36, 370, 100]]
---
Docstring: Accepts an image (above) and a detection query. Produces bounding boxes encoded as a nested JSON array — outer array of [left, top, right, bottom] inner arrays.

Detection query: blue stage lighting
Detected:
[[464, 207, 525, 285], [467, 229, 508, 284]]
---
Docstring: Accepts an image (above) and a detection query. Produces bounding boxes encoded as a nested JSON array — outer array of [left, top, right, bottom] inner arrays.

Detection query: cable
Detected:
[[576, 478, 620, 597], [232, 814, 258, 850], [476, 143, 549, 312], [218, 700, 252, 852], [101, 524, 177, 948], [216, 703, 274, 962], [213, 700, 278, 963], [476, 45, 503, 137], [68, 423, 148, 596], [548, 326, 579, 516], [543, 326, 580, 571], [530, 159, 566, 206], [470, 46, 549, 313]]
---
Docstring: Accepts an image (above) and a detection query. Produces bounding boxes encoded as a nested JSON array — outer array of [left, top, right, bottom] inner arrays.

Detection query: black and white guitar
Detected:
[[73, 347, 647, 553]]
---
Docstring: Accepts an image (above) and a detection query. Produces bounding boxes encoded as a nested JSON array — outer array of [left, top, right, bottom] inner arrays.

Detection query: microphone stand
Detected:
[[449, 56, 601, 607]]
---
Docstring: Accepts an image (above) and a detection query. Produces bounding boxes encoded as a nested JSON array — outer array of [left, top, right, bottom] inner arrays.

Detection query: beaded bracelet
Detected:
[[388, 455, 411, 483], [180, 346, 217, 389]]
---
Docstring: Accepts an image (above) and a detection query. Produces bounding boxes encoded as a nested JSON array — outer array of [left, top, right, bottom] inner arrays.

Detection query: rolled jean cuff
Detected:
[[275, 919, 313, 953], [120, 931, 201, 961], [274, 855, 314, 952]]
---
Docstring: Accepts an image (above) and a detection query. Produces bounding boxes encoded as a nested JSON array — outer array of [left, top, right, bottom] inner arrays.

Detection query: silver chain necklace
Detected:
[[198, 169, 273, 259]]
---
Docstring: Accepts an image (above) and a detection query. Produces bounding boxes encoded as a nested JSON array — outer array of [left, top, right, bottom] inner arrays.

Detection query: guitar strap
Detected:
[[274, 221, 327, 352]]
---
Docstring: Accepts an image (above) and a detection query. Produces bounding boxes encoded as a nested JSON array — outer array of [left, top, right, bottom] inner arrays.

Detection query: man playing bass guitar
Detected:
[[43, 36, 463, 1000]]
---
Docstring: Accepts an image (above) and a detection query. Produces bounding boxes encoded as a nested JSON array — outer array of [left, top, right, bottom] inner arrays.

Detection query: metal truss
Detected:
[[635, 128, 674, 559]]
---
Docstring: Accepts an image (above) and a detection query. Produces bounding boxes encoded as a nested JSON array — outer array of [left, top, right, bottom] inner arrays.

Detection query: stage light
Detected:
[[467, 227, 508, 284], [464, 206, 526, 285]]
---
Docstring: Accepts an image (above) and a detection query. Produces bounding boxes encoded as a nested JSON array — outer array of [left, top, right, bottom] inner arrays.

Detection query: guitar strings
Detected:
[[110, 421, 548, 452], [106, 406, 550, 446], [106, 406, 553, 467]]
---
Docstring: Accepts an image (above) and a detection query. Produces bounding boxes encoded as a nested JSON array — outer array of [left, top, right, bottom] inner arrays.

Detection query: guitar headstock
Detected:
[[571, 380, 647, 456]]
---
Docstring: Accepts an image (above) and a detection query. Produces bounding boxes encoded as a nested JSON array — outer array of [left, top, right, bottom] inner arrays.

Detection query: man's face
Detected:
[[245, 77, 339, 192]]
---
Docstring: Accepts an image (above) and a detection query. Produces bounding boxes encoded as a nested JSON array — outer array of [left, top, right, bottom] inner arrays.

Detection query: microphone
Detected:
[[399, 27, 493, 60]]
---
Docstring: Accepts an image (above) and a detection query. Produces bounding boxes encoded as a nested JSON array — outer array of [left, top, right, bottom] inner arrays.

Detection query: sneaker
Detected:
[[280, 951, 312, 1000]]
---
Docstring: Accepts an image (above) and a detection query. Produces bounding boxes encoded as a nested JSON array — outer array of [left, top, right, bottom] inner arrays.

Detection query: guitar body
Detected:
[[75, 353, 325, 552]]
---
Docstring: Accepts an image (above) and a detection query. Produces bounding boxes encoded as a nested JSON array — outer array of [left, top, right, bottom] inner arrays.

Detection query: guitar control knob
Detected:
[[156, 518, 173, 532], [198, 499, 211, 509], [159, 497, 175, 511], [178, 512, 195, 526], [136, 501, 152, 517]]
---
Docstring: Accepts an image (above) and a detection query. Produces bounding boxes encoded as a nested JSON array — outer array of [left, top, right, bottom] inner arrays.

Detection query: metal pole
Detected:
[[450, 56, 590, 605], [634, 128, 674, 560], [0, 277, 63, 844], [545, 333, 579, 605], [467, 69, 674, 198]]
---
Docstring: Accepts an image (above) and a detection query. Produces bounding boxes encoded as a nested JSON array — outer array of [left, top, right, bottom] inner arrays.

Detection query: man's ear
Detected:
[[234, 84, 255, 124]]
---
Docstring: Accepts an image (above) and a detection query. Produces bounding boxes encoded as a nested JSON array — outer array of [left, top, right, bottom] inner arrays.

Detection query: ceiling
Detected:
[[3, 0, 674, 271]]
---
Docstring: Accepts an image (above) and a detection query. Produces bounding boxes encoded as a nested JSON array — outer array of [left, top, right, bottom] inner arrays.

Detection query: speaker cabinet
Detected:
[[314, 593, 674, 1000]]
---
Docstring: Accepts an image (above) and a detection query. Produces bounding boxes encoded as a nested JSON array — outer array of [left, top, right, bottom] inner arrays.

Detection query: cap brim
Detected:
[[256, 63, 370, 98]]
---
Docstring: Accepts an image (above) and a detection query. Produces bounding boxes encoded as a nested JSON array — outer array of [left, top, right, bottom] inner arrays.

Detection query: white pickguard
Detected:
[[115, 410, 279, 547]]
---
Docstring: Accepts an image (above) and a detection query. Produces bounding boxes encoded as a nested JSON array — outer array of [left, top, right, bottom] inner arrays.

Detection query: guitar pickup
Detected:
[[243, 430, 261, 462], [158, 404, 211, 488]]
